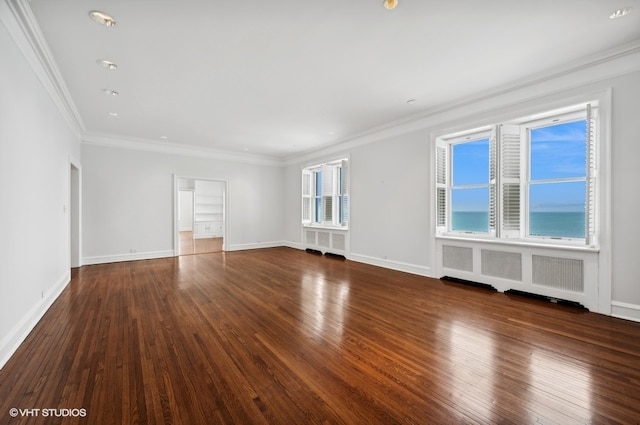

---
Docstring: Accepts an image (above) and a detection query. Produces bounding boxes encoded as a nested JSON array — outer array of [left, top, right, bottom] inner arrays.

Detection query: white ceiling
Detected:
[[28, 0, 640, 159]]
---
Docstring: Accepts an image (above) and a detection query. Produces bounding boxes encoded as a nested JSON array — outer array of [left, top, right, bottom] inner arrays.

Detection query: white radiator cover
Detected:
[[304, 227, 348, 256], [436, 238, 598, 310]]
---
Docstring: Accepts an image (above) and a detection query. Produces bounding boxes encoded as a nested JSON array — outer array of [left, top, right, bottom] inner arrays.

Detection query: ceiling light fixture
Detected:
[[108, 112, 118, 117], [383, 0, 398, 10], [610, 7, 631, 19], [102, 89, 119, 96], [89, 10, 117, 27], [97, 59, 118, 70]]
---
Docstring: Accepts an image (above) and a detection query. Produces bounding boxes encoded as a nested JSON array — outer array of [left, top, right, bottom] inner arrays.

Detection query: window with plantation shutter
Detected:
[[435, 102, 598, 247], [302, 158, 349, 228]]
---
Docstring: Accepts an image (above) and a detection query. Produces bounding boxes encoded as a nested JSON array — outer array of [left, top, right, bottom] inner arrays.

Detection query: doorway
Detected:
[[175, 177, 226, 256]]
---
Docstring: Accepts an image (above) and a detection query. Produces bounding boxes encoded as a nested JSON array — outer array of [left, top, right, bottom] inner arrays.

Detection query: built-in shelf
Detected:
[[193, 181, 224, 239]]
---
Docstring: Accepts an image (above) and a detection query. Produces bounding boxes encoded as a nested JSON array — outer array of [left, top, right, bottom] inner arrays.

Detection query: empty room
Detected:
[[1, 0, 640, 423]]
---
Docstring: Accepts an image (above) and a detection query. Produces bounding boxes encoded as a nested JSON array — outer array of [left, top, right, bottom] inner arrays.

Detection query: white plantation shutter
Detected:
[[585, 104, 597, 246], [302, 169, 312, 223], [435, 139, 448, 233], [340, 159, 349, 225], [489, 132, 497, 235], [499, 124, 522, 237], [322, 165, 335, 224]]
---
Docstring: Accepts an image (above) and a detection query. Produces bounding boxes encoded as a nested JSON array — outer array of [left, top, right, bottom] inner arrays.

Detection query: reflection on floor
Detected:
[[179, 231, 223, 255]]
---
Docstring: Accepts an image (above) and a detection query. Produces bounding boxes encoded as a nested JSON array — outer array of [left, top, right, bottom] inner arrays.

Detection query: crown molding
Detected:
[[4, 0, 638, 166], [284, 38, 640, 166], [82, 133, 285, 167], [1, 0, 85, 138]]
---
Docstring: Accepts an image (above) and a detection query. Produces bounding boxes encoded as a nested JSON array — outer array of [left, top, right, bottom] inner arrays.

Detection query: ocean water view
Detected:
[[452, 211, 585, 238]]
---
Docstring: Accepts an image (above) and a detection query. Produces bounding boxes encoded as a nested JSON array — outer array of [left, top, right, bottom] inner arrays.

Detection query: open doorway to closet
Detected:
[[175, 177, 226, 256]]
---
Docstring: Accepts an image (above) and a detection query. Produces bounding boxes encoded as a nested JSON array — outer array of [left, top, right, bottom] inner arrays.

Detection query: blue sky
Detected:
[[452, 120, 586, 212], [530, 120, 586, 212], [452, 138, 489, 212]]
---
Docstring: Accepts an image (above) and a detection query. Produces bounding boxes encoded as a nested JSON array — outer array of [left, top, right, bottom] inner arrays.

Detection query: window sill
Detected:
[[303, 224, 349, 231], [436, 233, 599, 253]]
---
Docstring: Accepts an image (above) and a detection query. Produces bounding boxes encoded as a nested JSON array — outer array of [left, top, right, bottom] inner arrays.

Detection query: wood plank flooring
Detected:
[[1, 247, 640, 424], [178, 231, 223, 255]]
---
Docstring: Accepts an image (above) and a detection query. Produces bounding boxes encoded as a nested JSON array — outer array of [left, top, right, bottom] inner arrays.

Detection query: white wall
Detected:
[[0, 17, 80, 367], [609, 71, 640, 319], [178, 190, 193, 231], [284, 131, 432, 276], [81, 144, 285, 264], [284, 64, 640, 318], [348, 131, 431, 273]]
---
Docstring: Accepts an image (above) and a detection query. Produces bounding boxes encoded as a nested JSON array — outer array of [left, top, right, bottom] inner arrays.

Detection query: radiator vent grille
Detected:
[[443, 245, 473, 272], [317, 231, 331, 248], [305, 230, 316, 245], [532, 255, 584, 292], [481, 250, 522, 281], [332, 233, 346, 251]]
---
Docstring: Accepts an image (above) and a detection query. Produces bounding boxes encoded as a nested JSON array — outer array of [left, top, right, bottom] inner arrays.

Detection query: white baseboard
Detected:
[[611, 301, 640, 323], [82, 250, 175, 265], [282, 241, 304, 250], [225, 241, 288, 251], [349, 253, 433, 277], [193, 234, 222, 239], [0, 271, 70, 370]]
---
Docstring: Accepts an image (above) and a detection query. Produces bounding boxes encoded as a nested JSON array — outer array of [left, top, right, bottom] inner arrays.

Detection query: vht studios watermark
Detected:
[[9, 408, 87, 418]]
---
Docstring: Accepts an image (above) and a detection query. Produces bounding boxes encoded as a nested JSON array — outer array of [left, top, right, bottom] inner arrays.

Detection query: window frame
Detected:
[[522, 110, 589, 242], [302, 158, 349, 229], [435, 102, 598, 248], [449, 130, 493, 235]]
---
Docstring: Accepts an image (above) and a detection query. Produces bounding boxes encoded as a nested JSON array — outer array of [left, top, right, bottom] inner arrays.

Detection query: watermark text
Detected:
[[9, 408, 86, 418]]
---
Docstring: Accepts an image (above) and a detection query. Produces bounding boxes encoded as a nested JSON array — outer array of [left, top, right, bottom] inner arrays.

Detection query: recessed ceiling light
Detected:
[[160, 136, 167, 140], [108, 112, 118, 117], [101, 89, 119, 96], [89, 10, 117, 27], [610, 7, 631, 19], [97, 59, 118, 70], [383, 0, 398, 10]]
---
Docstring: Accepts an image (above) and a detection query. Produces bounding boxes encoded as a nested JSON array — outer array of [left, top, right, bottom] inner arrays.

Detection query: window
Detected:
[[436, 103, 597, 246], [451, 135, 491, 233], [527, 115, 588, 239], [302, 159, 349, 227]]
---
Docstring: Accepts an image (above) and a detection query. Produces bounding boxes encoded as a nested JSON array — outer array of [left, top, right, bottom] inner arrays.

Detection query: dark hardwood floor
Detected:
[[1, 247, 639, 424]]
